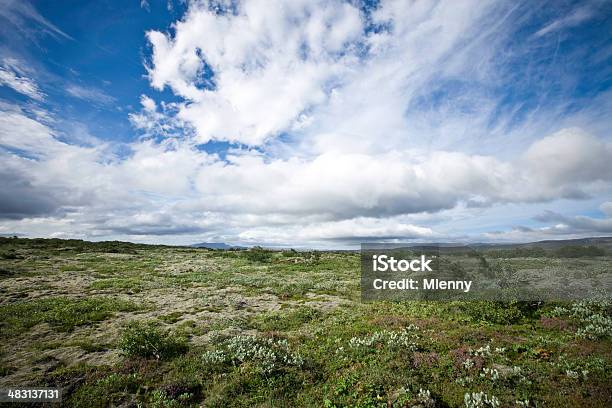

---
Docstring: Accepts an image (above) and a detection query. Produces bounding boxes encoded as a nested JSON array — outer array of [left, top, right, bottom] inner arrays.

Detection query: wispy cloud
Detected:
[[0, 0, 73, 41], [140, 0, 150, 12], [0, 58, 44, 101], [65, 84, 116, 105], [534, 4, 595, 37]]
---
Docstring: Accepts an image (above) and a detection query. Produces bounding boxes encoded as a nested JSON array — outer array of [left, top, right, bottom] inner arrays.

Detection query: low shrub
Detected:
[[202, 335, 303, 375], [119, 321, 188, 360], [548, 298, 612, 339], [244, 247, 273, 263], [347, 326, 419, 351]]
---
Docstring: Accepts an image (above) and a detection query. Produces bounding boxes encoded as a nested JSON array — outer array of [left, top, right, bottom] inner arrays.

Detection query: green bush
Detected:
[[244, 247, 273, 263], [119, 321, 188, 360], [281, 249, 298, 257]]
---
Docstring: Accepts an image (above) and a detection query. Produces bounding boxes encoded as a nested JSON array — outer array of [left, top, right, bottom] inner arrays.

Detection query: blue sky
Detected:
[[0, 0, 611, 247], [0, 0, 184, 144]]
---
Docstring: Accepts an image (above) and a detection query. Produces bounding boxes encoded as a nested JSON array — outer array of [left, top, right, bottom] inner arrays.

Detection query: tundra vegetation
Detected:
[[0, 237, 610, 407]]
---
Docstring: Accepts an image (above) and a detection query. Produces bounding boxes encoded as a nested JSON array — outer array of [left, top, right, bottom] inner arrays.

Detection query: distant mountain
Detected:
[[191, 242, 246, 249]]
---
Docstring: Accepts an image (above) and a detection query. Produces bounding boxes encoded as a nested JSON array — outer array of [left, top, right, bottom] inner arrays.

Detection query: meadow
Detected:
[[0, 237, 610, 407]]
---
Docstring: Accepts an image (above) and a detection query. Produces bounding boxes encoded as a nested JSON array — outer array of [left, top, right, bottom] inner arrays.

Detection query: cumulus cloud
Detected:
[[93, 212, 209, 236], [172, 129, 612, 221], [141, 0, 525, 152], [2, 96, 611, 244], [145, 0, 365, 144]]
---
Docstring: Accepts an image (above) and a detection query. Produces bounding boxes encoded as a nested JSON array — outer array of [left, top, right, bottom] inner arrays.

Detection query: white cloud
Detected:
[[145, 0, 364, 145], [140, 95, 156, 112], [128, 95, 182, 137], [172, 129, 611, 221], [0, 58, 44, 100], [141, 0, 523, 154], [4, 98, 610, 245], [230, 217, 434, 247], [0, 108, 58, 154], [522, 128, 612, 186]]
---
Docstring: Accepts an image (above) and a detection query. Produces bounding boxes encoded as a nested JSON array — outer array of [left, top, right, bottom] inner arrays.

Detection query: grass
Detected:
[[0, 237, 610, 407], [89, 277, 151, 292], [0, 296, 139, 336]]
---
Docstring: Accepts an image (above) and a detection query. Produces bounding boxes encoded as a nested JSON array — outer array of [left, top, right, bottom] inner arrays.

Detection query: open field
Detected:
[[0, 238, 610, 407]]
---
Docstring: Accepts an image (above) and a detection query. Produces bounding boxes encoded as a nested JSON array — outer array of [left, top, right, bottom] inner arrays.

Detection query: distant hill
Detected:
[[373, 237, 612, 251], [191, 242, 246, 250], [471, 236, 612, 251]]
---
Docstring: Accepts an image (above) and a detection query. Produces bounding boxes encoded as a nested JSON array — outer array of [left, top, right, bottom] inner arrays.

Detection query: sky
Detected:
[[0, 0, 611, 248]]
